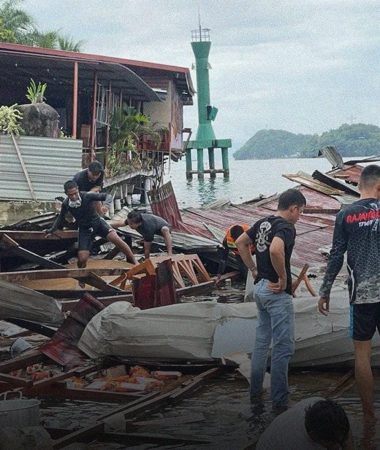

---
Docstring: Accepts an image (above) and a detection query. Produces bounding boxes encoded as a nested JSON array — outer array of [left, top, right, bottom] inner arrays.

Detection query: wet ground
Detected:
[[37, 370, 380, 449]]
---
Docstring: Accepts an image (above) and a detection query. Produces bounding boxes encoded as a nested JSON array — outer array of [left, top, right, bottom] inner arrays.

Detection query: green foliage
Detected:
[[26, 78, 47, 103], [58, 36, 84, 52], [107, 107, 164, 177], [0, 104, 23, 134], [0, 17, 15, 42], [0, 0, 34, 44], [0, 0, 83, 50], [234, 124, 380, 159]]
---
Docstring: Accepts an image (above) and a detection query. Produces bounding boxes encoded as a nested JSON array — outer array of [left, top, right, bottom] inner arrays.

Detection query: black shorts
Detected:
[[78, 219, 113, 251], [350, 302, 380, 341]]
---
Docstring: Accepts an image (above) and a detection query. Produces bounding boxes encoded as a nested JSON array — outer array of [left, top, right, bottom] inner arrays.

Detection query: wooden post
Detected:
[[105, 81, 112, 171], [90, 71, 98, 161], [72, 61, 79, 139]]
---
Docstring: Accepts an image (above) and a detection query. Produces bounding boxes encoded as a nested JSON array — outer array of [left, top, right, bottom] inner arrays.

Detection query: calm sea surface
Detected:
[[164, 157, 334, 208]]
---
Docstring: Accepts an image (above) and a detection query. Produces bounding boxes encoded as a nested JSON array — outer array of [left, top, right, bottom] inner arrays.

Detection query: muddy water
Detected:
[[38, 370, 380, 449]]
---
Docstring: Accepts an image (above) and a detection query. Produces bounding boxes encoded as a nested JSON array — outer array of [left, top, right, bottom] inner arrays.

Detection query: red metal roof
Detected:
[[0, 42, 190, 73], [0, 42, 195, 99], [181, 187, 341, 269]]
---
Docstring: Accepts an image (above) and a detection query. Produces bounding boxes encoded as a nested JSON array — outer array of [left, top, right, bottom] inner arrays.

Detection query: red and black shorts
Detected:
[[350, 302, 380, 341]]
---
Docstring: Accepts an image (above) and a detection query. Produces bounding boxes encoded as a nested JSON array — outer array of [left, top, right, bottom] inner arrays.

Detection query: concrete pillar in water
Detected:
[[186, 148, 193, 180], [221, 147, 229, 178], [197, 148, 204, 179], [208, 147, 216, 179]]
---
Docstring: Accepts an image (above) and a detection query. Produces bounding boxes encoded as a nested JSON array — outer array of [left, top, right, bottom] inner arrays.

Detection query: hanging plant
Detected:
[[0, 104, 24, 135]]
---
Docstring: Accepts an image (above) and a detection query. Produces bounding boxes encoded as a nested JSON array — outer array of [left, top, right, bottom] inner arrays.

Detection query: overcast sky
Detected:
[[24, 0, 380, 149]]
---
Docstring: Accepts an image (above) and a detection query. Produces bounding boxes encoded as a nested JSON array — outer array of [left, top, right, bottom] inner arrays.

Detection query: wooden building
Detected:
[[0, 42, 194, 174]]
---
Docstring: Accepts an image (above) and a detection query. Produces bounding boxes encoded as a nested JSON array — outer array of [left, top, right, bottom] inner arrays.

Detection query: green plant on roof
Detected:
[[26, 78, 47, 103], [0, 104, 23, 135]]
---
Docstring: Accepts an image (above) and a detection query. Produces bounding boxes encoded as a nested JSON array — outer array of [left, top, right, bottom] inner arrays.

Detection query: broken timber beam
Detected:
[[0, 234, 122, 293], [0, 267, 128, 283]]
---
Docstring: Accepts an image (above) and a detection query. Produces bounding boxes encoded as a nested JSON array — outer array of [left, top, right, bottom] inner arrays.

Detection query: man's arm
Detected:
[[143, 241, 152, 259], [318, 212, 348, 315], [236, 232, 257, 277], [161, 226, 172, 255], [46, 205, 66, 234], [85, 192, 109, 202], [269, 237, 287, 293], [216, 240, 230, 280]]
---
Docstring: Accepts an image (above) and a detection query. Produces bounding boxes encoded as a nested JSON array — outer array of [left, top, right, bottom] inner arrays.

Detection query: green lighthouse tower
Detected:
[[186, 27, 232, 179]]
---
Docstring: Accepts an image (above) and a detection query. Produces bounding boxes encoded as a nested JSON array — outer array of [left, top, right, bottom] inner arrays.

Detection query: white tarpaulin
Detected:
[[0, 280, 63, 326], [78, 279, 380, 365], [78, 301, 257, 360]]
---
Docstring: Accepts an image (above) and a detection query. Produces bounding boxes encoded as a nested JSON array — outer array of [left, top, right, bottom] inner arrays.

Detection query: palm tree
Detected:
[[28, 29, 59, 49], [58, 36, 84, 52], [0, 0, 34, 44]]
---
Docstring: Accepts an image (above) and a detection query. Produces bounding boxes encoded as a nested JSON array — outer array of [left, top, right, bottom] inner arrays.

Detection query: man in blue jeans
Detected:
[[236, 189, 306, 412]]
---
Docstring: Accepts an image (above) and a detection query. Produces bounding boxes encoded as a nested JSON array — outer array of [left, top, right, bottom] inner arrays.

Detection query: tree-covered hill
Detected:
[[233, 123, 380, 159]]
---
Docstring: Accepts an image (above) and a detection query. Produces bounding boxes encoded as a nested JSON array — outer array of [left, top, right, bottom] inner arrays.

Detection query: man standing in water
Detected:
[[318, 164, 380, 422], [236, 189, 306, 413], [46, 181, 136, 284]]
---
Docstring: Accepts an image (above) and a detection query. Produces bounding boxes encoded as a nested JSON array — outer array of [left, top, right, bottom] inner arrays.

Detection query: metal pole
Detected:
[[90, 71, 98, 162], [72, 61, 78, 139]]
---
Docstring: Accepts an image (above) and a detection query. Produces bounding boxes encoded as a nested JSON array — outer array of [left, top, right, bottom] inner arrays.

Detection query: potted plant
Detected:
[[17, 78, 60, 138]]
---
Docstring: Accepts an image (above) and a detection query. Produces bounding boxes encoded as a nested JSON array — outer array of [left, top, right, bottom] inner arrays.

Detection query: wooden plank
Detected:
[[169, 367, 221, 401], [0, 373, 32, 388], [11, 132, 37, 201], [0, 350, 45, 373], [0, 230, 77, 240], [36, 383, 144, 403], [102, 431, 211, 445], [0, 234, 121, 293], [176, 280, 215, 298], [0, 267, 128, 283]]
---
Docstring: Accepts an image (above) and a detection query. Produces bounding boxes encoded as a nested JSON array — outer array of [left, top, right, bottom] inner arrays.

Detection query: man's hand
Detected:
[[268, 277, 287, 294], [44, 229, 53, 238], [215, 274, 222, 287], [318, 296, 330, 316], [249, 266, 257, 279]]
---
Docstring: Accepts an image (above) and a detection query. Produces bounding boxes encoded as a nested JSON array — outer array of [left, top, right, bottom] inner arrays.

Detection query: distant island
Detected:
[[233, 123, 380, 160]]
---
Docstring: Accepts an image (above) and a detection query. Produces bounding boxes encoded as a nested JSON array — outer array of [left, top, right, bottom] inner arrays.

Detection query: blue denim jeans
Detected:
[[250, 279, 295, 407]]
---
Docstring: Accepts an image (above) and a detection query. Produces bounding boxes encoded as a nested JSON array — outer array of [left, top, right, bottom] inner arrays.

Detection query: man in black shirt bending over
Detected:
[[46, 181, 136, 285], [124, 211, 173, 259], [319, 164, 380, 421], [73, 161, 110, 216], [236, 189, 306, 413]]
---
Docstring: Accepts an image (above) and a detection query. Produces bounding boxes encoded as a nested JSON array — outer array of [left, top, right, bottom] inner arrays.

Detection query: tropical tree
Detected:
[[28, 29, 59, 49], [0, 17, 15, 42], [58, 36, 84, 52], [0, 0, 83, 51], [0, 0, 34, 44]]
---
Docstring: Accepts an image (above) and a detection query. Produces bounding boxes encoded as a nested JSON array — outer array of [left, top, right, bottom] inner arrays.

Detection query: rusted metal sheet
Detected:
[[283, 171, 344, 196], [329, 164, 363, 184]]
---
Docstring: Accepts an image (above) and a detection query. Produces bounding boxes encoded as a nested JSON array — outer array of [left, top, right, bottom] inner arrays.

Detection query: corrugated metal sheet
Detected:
[[283, 171, 344, 196], [0, 135, 82, 201]]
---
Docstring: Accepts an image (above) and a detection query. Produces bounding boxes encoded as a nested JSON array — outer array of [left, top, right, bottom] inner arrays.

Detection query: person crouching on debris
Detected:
[[115, 210, 173, 259], [216, 224, 255, 285], [256, 397, 353, 450], [318, 164, 380, 422], [45, 180, 137, 282], [236, 188, 306, 413], [73, 160, 111, 217]]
